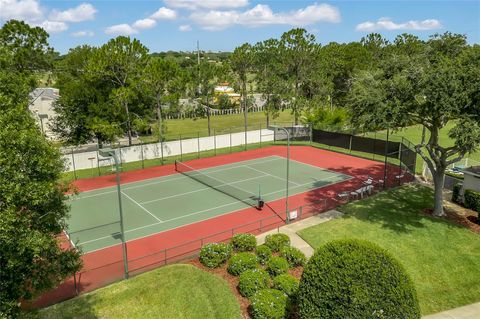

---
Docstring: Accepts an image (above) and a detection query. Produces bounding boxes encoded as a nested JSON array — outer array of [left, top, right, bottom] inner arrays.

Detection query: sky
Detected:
[[1, 0, 479, 54]]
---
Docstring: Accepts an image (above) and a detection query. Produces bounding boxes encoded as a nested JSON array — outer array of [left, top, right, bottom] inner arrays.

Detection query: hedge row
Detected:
[[464, 189, 480, 214]]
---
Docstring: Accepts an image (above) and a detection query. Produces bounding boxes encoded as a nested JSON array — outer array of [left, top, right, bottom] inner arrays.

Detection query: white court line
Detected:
[[140, 173, 269, 205], [244, 164, 301, 186], [121, 191, 163, 223], [72, 157, 282, 200], [271, 155, 353, 179], [78, 174, 351, 247]]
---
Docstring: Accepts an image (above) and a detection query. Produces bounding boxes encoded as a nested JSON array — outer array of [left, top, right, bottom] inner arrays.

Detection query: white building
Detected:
[[462, 166, 480, 193], [29, 88, 59, 140]]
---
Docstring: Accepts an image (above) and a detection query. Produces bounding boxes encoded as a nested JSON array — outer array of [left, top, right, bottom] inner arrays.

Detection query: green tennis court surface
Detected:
[[67, 156, 352, 253]]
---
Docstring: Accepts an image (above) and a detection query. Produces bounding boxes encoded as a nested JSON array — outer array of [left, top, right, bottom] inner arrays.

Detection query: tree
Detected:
[[230, 43, 254, 142], [141, 57, 181, 141], [0, 20, 53, 72], [195, 61, 221, 135], [0, 22, 81, 317], [253, 39, 284, 126], [87, 36, 149, 145], [349, 33, 480, 216], [279, 28, 320, 124]]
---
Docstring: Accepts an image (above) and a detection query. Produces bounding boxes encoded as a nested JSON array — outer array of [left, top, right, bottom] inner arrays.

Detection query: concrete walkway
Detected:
[[256, 210, 343, 258], [255, 211, 480, 319]]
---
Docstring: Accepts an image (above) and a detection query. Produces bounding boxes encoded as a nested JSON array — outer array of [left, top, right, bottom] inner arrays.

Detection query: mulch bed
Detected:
[[423, 206, 480, 234], [189, 258, 304, 319]]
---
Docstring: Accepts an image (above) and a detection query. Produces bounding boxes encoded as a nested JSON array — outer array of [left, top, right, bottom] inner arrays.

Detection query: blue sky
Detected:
[[1, 0, 479, 54]]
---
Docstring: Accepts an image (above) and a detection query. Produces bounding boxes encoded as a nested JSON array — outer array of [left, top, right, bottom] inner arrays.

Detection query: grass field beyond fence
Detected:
[[298, 184, 480, 315]]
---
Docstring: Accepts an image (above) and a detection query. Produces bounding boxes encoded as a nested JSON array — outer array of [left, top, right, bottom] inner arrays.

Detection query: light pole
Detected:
[[268, 125, 290, 222], [99, 148, 129, 279]]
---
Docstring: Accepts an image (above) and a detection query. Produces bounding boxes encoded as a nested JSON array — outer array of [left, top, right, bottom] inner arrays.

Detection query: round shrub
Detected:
[[298, 239, 421, 319], [272, 274, 299, 300], [238, 268, 270, 298], [266, 256, 289, 277], [280, 246, 307, 267], [256, 244, 272, 265], [199, 242, 232, 268], [231, 233, 257, 252], [227, 252, 258, 276], [264, 233, 290, 252], [250, 289, 290, 319]]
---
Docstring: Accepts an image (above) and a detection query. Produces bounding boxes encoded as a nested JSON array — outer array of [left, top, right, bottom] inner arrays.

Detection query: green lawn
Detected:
[[298, 184, 480, 315], [140, 109, 295, 142], [24, 264, 241, 319], [369, 123, 480, 172]]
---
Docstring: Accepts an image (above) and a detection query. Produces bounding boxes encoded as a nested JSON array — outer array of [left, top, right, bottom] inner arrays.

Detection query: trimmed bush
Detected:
[[464, 189, 480, 214], [264, 233, 290, 252], [238, 268, 270, 298], [199, 242, 232, 268], [250, 289, 290, 319], [231, 233, 257, 252], [272, 274, 299, 300], [280, 246, 306, 267], [299, 239, 421, 319], [266, 256, 289, 277], [227, 252, 258, 276], [452, 183, 462, 204], [256, 244, 272, 265]]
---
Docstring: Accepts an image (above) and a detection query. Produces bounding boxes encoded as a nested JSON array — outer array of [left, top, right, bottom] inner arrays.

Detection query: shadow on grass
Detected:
[[23, 294, 99, 319], [303, 162, 468, 234]]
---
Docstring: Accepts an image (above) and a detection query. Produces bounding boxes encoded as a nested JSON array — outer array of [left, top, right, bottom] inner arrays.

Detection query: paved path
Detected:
[[256, 210, 480, 319], [256, 210, 343, 258]]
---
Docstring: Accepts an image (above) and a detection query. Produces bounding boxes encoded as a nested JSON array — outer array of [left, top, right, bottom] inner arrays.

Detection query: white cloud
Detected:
[[49, 3, 97, 22], [133, 18, 157, 29], [356, 17, 442, 31], [190, 3, 341, 31], [179, 24, 192, 32], [105, 23, 138, 35], [0, 0, 44, 22], [164, 0, 249, 10], [72, 30, 94, 37], [38, 20, 68, 33], [150, 7, 177, 20]]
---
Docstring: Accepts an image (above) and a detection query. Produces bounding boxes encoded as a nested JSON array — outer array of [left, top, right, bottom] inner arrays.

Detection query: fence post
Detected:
[[197, 132, 200, 159], [372, 132, 377, 161], [309, 124, 313, 145], [71, 147, 77, 180], [259, 123, 262, 148], [180, 134, 183, 162], [141, 142, 144, 169], [96, 147, 101, 176], [349, 134, 353, 154], [229, 128, 232, 153], [160, 138, 164, 165], [398, 140, 403, 185], [214, 129, 217, 156]]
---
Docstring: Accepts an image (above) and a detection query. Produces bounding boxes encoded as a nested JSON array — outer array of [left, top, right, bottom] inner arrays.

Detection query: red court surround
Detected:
[[32, 145, 411, 308]]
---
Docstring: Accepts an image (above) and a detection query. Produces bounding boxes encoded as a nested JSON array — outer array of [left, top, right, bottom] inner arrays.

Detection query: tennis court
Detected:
[[66, 155, 352, 253]]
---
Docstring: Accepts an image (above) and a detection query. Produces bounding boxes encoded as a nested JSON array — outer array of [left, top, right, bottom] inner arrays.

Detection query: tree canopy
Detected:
[[0, 20, 81, 318]]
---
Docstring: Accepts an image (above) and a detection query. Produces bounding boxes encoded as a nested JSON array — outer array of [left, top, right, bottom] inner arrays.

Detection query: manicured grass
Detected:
[[23, 264, 241, 319], [140, 110, 295, 143], [298, 184, 480, 315], [368, 123, 480, 172]]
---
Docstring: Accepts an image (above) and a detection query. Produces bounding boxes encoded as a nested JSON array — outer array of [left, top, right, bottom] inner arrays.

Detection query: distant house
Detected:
[[462, 166, 480, 193], [28, 87, 59, 140], [214, 82, 240, 104]]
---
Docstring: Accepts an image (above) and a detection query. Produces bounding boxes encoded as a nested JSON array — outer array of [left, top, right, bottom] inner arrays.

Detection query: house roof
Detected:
[[463, 166, 480, 178]]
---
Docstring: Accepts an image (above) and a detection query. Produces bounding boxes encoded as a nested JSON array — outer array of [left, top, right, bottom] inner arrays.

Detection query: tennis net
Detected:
[[175, 160, 261, 208]]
